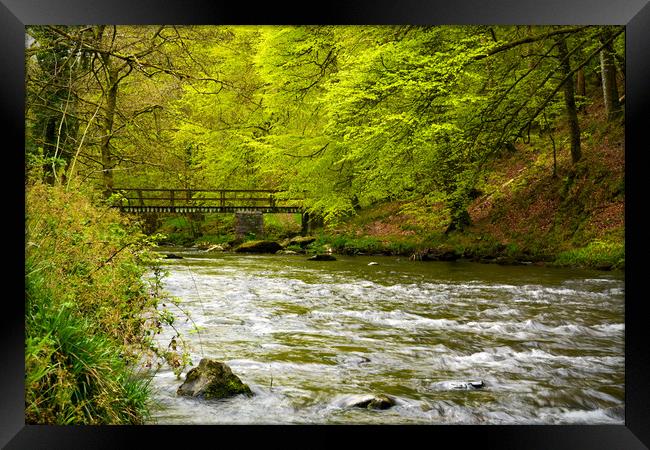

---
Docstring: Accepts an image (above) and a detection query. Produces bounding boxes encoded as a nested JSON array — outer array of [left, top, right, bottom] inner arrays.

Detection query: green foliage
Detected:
[[263, 213, 302, 239], [159, 232, 196, 247], [307, 233, 405, 256], [158, 216, 202, 245], [27, 25, 623, 234]]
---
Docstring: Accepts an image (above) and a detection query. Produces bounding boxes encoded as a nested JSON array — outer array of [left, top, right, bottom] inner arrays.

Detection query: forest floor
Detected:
[[326, 103, 624, 270]]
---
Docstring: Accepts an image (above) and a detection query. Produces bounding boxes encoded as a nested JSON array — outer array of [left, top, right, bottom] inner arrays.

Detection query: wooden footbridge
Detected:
[[112, 188, 304, 214]]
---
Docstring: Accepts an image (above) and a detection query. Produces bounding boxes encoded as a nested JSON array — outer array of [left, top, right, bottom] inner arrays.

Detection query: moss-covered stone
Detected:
[[287, 236, 317, 248], [177, 359, 253, 400]]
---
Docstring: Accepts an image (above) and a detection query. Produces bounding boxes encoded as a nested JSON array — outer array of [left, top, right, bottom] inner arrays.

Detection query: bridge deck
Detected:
[[112, 188, 304, 214], [119, 205, 303, 213]]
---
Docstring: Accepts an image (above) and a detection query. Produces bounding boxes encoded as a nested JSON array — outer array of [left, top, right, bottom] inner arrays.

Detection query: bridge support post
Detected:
[[301, 211, 323, 235], [235, 211, 264, 239], [301, 211, 309, 236]]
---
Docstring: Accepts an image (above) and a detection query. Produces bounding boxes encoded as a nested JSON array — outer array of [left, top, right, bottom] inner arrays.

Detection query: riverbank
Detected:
[[25, 181, 190, 424], [159, 231, 623, 272]]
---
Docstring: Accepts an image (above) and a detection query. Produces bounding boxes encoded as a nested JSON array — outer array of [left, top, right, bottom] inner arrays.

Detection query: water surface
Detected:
[[146, 250, 624, 425]]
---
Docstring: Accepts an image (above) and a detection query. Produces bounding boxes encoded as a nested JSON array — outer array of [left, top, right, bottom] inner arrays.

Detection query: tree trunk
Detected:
[[576, 67, 586, 111], [557, 38, 581, 164], [100, 66, 118, 198], [92, 25, 118, 198], [599, 28, 620, 121], [32, 27, 83, 184], [576, 68, 586, 95]]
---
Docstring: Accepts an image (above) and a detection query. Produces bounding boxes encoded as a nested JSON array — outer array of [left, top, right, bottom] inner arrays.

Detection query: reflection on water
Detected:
[[145, 250, 624, 424]]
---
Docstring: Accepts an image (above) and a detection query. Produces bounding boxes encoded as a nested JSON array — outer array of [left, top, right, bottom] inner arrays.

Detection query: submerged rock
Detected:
[[164, 253, 183, 259], [177, 359, 253, 400], [193, 242, 213, 250], [431, 380, 485, 390], [307, 254, 337, 261], [234, 240, 283, 254], [339, 394, 396, 410], [339, 354, 371, 365]]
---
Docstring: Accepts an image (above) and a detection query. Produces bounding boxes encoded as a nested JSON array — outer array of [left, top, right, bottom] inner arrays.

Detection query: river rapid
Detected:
[[145, 249, 624, 425]]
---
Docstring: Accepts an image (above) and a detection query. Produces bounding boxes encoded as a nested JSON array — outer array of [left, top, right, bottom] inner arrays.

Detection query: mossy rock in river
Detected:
[[307, 254, 337, 261], [234, 240, 283, 254], [177, 359, 253, 400], [164, 253, 183, 259], [287, 236, 317, 248]]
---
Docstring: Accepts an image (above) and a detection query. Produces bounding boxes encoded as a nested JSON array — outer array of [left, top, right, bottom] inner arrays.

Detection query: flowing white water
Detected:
[[145, 250, 624, 424]]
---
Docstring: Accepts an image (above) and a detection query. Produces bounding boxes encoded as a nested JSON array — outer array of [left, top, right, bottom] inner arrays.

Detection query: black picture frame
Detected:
[[4, 0, 649, 448]]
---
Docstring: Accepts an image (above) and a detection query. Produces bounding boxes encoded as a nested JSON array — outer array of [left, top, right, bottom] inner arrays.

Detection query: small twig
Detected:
[[179, 260, 206, 357], [88, 242, 131, 274]]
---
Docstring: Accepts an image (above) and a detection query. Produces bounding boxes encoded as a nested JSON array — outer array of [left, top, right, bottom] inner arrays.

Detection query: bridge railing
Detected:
[[112, 188, 304, 212]]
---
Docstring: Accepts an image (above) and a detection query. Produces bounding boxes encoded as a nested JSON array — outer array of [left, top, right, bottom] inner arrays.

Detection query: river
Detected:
[[144, 249, 625, 425]]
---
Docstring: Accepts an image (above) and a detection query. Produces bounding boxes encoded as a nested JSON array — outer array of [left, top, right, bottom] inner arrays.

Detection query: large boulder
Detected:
[[234, 240, 283, 254], [177, 359, 253, 400], [287, 236, 317, 248]]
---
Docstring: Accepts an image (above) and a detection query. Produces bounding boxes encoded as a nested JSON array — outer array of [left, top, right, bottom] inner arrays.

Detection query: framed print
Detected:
[[4, 0, 649, 448]]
